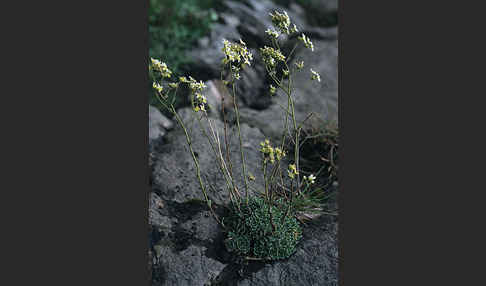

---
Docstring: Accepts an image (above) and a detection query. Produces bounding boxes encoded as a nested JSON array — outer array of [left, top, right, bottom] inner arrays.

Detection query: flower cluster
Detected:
[[151, 58, 172, 78], [222, 39, 253, 67], [303, 174, 316, 185], [232, 65, 242, 80], [152, 82, 163, 94], [310, 69, 321, 82], [287, 164, 299, 179], [187, 78, 208, 112], [291, 24, 298, 33], [298, 34, 314, 52], [269, 84, 276, 95], [295, 61, 304, 70], [178, 76, 207, 92], [193, 92, 208, 112], [269, 10, 298, 35], [275, 147, 285, 161], [260, 139, 275, 163], [260, 139, 286, 164], [176, 76, 208, 112], [265, 29, 280, 39], [150, 58, 179, 100], [260, 46, 285, 68], [189, 79, 207, 92]]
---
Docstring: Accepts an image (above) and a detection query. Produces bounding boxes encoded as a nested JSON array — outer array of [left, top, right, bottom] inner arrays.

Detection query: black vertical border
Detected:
[[338, 0, 344, 284], [3, 0, 151, 284]]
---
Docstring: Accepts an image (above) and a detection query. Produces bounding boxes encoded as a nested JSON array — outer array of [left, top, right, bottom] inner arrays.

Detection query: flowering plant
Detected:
[[149, 10, 323, 260]]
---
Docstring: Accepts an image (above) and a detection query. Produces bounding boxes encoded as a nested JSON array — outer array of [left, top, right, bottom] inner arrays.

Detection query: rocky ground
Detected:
[[149, 0, 338, 285]]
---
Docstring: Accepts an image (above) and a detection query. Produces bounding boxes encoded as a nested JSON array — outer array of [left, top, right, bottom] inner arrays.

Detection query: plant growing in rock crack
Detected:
[[149, 10, 331, 261]]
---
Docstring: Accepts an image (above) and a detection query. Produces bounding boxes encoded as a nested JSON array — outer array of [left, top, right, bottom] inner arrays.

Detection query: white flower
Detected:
[[260, 46, 285, 68], [151, 58, 172, 78], [269, 10, 291, 34], [298, 33, 314, 52], [295, 61, 304, 70], [290, 24, 298, 33], [152, 82, 163, 93], [193, 92, 208, 112], [269, 85, 276, 94], [222, 39, 253, 67], [265, 29, 280, 39], [151, 58, 161, 67], [288, 163, 298, 179], [303, 174, 316, 185], [307, 174, 316, 184], [310, 68, 321, 82]]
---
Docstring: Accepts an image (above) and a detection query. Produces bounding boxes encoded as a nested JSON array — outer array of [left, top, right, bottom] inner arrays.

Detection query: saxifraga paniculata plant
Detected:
[[224, 196, 302, 260], [149, 10, 323, 261]]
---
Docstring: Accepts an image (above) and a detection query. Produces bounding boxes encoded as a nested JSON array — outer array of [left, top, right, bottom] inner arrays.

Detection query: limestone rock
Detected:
[[237, 216, 338, 286], [154, 245, 226, 286], [239, 38, 338, 141], [152, 108, 266, 205], [149, 105, 174, 142]]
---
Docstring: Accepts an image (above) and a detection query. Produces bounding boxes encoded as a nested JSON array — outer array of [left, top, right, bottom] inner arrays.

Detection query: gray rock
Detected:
[[289, 2, 305, 18], [310, 0, 338, 14], [149, 190, 228, 285], [180, 210, 219, 243], [149, 192, 176, 232], [149, 192, 227, 285], [300, 26, 339, 42], [302, 0, 338, 28], [223, 0, 307, 48], [220, 12, 241, 28], [187, 23, 242, 80], [149, 105, 174, 142], [239, 38, 338, 141], [202, 80, 233, 120], [203, 48, 270, 111], [237, 216, 338, 286], [152, 108, 267, 205], [236, 49, 272, 110], [156, 245, 226, 286]]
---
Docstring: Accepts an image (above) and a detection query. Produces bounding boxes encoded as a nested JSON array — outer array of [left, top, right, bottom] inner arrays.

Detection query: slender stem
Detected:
[[208, 115, 242, 203], [281, 179, 294, 223], [285, 42, 299, 64], [195, 114, 235, 200], [281, 59, 301, 194], [151, 73, 226, 226], [230, 68, 250, 202], [289, 96, 301, 193], [171, 109, 207, 200], [170, 106, 222, 226], [262, 159, 268, 201], [220, 70, 234, 181]]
